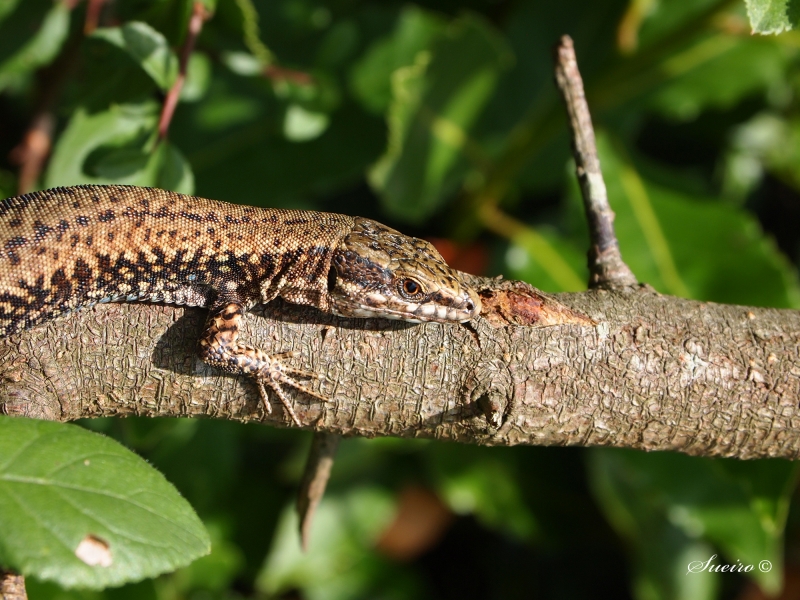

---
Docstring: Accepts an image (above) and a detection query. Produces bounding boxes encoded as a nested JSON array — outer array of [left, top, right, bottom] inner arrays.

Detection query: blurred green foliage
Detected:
[[2, 0, 800, 598]]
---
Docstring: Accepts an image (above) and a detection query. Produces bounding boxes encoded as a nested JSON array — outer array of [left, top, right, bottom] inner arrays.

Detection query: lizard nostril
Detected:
[[465, 299, 474, 311]]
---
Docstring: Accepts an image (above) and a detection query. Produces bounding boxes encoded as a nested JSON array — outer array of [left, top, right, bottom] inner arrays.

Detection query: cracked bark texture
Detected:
[[1, 278, 799, 460]]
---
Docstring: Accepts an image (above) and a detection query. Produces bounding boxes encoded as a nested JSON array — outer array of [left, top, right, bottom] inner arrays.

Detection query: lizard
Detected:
[[0, 185, 481, 426]]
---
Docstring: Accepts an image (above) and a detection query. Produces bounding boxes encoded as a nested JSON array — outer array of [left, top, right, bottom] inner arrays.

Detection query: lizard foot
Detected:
[[255, 351, 329, 426]]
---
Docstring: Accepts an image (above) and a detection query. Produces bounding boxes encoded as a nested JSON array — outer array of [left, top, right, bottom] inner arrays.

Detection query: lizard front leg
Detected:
[[198, 301, 327, 426]]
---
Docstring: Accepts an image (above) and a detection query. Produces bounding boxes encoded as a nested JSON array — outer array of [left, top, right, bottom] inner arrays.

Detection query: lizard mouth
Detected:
[[329, 294, 481, 324]]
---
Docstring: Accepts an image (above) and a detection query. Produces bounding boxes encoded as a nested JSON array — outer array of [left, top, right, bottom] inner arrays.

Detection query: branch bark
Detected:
[[554, 35, 638, 290], [0, 571, 26, 600], [2, 278, 799, 459]]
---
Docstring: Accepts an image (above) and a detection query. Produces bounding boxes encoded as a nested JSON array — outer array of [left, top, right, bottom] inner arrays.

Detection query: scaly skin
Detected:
[[0, 185, 480, 425]]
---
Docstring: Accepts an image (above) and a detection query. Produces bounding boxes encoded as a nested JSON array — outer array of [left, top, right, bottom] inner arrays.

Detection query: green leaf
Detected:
[[170, 520, 244, 593], [0, 1, 70, 92], [26, 576, 158, 599], [369, 13, 512, 223], [220, 51, 263, 76], [316, 19, 359, 68], [648, 35, 788, 121], [502, 226, 588, 293], [180, 53, 211, 102], [0, 0, 22, 24], [46, 103, 158, 188], [257, 488, 413, 600], [592, 133, 800, 307], [589, 449, 796, 597], [428, 445, 538, 541], [283, 104, 329, 141], [44, 103, 194, 194], [349, 6, 446, 114], [182, 101, 384, 207], [155, 142, 195, 195], [745, 0, 800, 34], [0, 417, 210, 589], [92, 22, 179, 91], [723, 111, 800, 202]]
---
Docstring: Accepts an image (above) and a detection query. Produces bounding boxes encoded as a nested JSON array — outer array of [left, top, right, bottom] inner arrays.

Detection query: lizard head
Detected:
[[326, 217, 481, 323]]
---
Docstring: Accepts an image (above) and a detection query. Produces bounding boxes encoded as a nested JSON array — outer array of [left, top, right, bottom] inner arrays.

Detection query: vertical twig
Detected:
[[158, 1, 209, 141], [10, 3, 84, 195], [296, 431, 340, 551], [83, 0, 107, 34], [554, 36, 638, 290], [0, 571, 26, 600], [10, 113, 54, 195]]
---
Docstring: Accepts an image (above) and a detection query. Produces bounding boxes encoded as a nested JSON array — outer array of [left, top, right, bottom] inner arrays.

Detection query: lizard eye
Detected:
[[400, 278, 423, 297]]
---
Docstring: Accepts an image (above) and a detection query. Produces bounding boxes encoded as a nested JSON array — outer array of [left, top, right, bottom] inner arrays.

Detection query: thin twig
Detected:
[[10, 12, 84, 195], [554, 35, 638, 290], [235, 0, 274, 66], [296, 431, 340, 551], [158, 1, 209, 141], [10, 113, 54, 195], [83, 0, 107, 34], [263, 64, 314, 86]]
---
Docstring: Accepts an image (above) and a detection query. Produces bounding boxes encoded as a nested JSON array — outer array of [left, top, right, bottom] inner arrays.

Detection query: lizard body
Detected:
[[0, 185, 480, 425]]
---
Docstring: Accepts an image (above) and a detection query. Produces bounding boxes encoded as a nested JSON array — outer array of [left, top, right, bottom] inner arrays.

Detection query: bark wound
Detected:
[[478, 280, 595, 328]]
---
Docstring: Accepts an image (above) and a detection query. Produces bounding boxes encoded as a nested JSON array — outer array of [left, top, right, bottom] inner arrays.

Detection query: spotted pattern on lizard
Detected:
[[0, 185, 481, 425]]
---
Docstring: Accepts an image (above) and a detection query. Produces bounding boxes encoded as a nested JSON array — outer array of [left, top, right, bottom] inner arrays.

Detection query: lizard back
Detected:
[[0, 185, 354, 336]]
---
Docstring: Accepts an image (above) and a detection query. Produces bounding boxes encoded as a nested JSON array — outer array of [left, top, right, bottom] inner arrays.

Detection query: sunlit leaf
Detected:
[[92, 22, 179, 91], [0, 417, 210, 589], [349, 6, 446, 114], [283, 104, 329, 141], [502, 226, 588, 293], [746, 0, 800, 34], [257, 488, 418, 600], [221, 51, 263, 76], [45, 103, 159, 188], [369, 13, 511, 222], [44, 103, 194, 194], [155, 142, 195, 195]]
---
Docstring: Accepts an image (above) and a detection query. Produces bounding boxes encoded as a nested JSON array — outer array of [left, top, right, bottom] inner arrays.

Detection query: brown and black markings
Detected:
[[0, 184, 481, 425]]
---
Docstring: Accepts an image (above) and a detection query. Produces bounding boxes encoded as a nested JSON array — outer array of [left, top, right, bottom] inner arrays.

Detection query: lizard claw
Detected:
[[255, 353, 330, 426]]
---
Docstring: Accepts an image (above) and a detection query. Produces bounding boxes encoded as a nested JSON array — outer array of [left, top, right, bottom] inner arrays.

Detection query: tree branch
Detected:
[[2, 278, 798, 459], [0, 571, 26, 600]]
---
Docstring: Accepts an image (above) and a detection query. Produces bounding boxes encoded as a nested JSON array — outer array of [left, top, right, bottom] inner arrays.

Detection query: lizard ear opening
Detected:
[[327, 264, 338, 292]]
